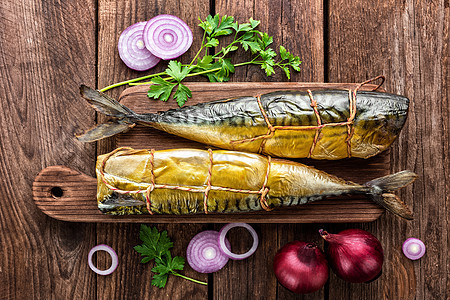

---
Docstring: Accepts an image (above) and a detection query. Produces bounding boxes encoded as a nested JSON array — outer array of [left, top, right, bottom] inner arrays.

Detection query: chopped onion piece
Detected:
[[143, 14, 193, 60], [118, 22, 161, 71], [187, 230, 230, 273], [88, 244, 118, 275], [402, 238, 426, 260], [218, 223, 259, 260]]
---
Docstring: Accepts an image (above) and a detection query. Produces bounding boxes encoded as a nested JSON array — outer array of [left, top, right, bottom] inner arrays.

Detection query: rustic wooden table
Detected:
[[1, 1, 448, 299]]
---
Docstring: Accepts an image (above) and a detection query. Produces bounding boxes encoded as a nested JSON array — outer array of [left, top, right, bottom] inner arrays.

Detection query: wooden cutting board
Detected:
[[33, 81, 389, 223]]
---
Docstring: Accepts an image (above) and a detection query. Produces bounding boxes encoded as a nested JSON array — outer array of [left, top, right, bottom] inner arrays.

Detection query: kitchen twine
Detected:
[[98, 76, 384, 214], [99, 147, 274, 214], [230, 75, 385, 158]]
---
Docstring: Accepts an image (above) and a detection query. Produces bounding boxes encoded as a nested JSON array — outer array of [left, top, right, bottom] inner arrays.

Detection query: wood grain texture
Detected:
[[1, 0, 448, 299], [327, 0, 449, 299], [214, 1, 326, 299], [96, 1, 210, 299], [96, 0, 210, 155], [0, 0, 97, 299]]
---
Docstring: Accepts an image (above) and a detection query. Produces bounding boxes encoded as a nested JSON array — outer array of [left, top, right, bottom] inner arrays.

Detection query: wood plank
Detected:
[[96, 1, 210, 299], [327, 0, 448, 299], [212, 2, 326, 299], [0, 0, 98, 299], [2, 1, 446, 300]]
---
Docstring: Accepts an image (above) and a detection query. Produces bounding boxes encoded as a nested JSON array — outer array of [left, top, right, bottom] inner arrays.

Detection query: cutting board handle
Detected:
[[32, 166, 99, 221]]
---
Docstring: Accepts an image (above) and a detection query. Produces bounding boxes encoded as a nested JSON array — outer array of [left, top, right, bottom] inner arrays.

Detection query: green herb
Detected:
[[101, 14, 302, 106], [134, 225, 207, 288]]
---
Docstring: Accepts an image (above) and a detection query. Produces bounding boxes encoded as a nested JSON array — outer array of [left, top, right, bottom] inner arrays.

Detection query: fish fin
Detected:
[[365, 170, 418, 191], [365, 170, 417, 220], [373, 193, 414, 220], [76, 120, 134, 142], [80, 85, 136, 118]]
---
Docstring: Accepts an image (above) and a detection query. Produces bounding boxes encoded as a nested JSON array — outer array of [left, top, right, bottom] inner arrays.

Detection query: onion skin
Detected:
[[320, 229, 384, 283], [273, 241, 329, 294]]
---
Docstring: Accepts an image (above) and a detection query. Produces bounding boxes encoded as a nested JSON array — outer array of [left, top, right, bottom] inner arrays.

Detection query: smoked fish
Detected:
[[78, 83, 409, 160], [96, 147, 416, 219]]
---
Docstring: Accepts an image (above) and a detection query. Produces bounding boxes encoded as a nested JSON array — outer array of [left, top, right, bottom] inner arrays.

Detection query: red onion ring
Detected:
[[186, 230, 230, 273], [218, 223, 259, 260], [402, 238, 426, 260], [88, 244, 118, 275], [143, 14, 193, 60], [118, 22, 161, 71]]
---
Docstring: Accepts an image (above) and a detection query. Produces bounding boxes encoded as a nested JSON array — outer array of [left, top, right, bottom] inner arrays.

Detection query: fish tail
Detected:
[[80, 85, 137, 117], [364, 170, 417, 220], [76, 85, 141, 142]]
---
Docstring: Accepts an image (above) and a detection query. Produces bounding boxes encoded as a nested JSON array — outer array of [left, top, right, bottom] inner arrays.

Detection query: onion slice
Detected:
[[218, 223, 259, 260], [88, 244, 118, 275], [118, 22, 161, 71], [187, 230, 230, 273], [402, 238, 426, 260], [143, 14, 193, 60]]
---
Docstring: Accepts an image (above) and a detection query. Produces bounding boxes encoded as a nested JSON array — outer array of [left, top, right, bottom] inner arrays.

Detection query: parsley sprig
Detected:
[[100, 14, 302, 107], [134, 225, 207, 288]]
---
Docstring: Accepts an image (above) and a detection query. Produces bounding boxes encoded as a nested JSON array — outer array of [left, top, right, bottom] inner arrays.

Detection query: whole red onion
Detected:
[[319, 229, 384, 283], [273, 241, 329, 294]]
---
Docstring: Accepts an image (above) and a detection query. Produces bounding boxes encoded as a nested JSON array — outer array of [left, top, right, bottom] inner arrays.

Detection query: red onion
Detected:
[[402, 238, 426, 260], [88, 244, 118, 275], [118, 22, 161, 71], [319, 229, 384, 283], [218, 223, 258, 260], [143, 14, 193, 60], [186, 230, 230, 273], [273, 241, 329, 294]]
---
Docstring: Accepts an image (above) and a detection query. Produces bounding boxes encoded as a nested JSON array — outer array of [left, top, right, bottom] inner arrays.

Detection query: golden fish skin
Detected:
[[96, 148, 416, 219], [79, 86, 409, 160]]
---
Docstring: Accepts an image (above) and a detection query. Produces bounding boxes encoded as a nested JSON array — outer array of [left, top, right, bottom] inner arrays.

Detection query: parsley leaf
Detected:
[[151, 272, 169, 288], [174, 83, 192, 107], [170, 256, 186, 271], [166, 61, 190, 82], [197, 55, 214, 68], [211, 15, 235, 37], [261, 61, 275, 76], [282, 66, 291, 79], [134, 225, 207, 288], [198, 15, 216, 34], [147, 77, 176, 102], [290, 56, 302, 71], [241, 40, 261, 53], [258, 32, 273, 48], [249, 18, 260, 29], [149, 62, 193, 107], [205, 37, 219, 48], [212, 62, 230, 82], [279, 45, 288, 60]]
